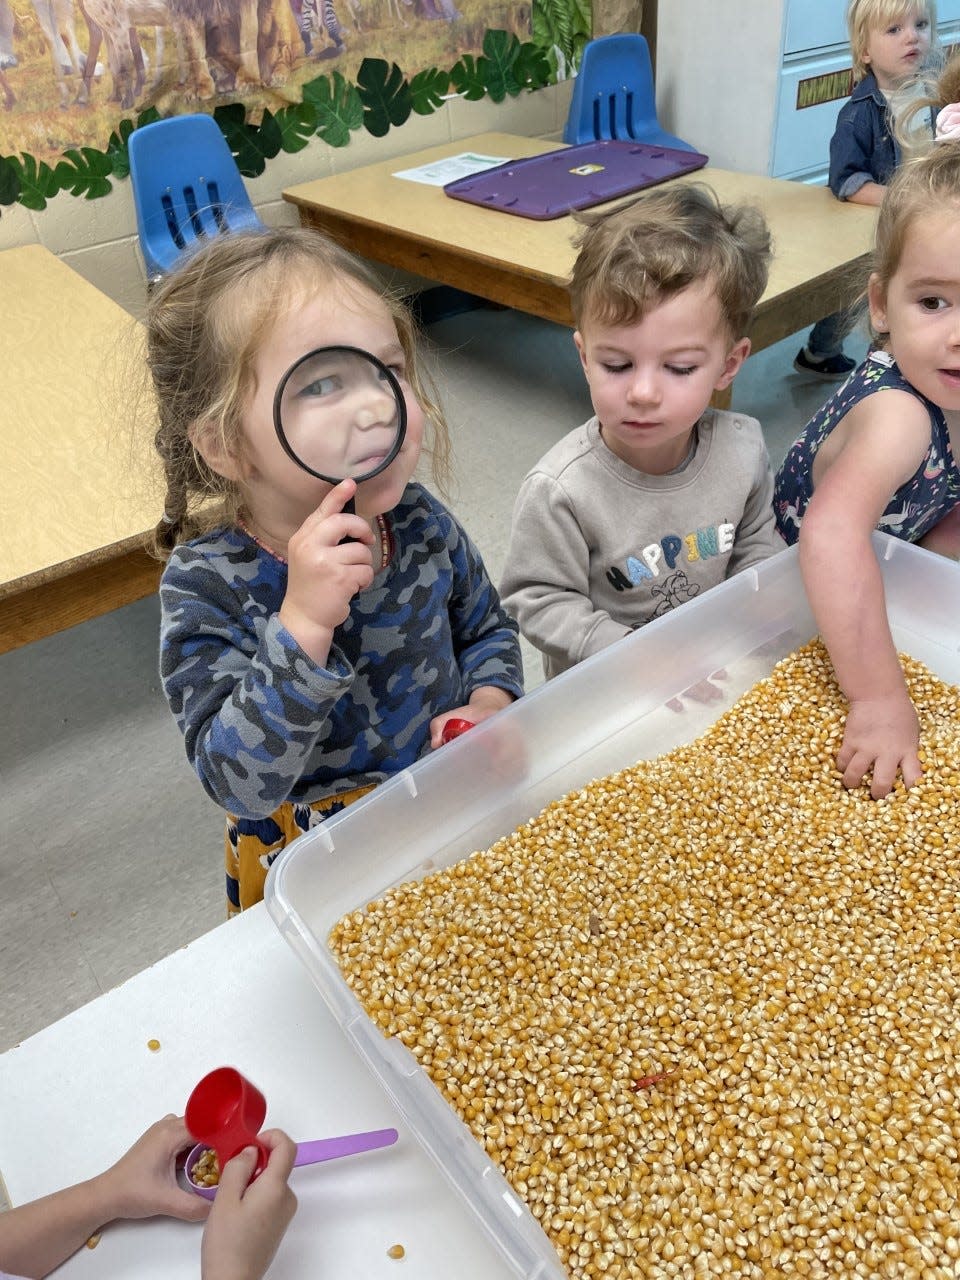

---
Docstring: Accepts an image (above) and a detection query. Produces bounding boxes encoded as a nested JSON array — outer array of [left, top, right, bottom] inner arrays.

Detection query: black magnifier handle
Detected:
[[338, 492, 357, 545]]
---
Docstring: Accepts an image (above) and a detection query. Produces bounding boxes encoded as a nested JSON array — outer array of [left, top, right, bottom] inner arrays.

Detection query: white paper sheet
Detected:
[[392, 152, 510, 186]]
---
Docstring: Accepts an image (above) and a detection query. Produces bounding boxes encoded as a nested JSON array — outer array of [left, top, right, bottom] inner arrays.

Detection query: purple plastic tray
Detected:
[[443, 140, 709, 220]]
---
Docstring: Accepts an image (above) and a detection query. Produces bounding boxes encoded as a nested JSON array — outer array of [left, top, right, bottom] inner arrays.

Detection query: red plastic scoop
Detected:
[[185, 1066, 269, 1178], [440, 717, 475, 744]]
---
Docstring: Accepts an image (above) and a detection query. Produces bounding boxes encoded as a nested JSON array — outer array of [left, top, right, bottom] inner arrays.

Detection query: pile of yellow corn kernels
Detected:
[[330, 640, 960, 1279]]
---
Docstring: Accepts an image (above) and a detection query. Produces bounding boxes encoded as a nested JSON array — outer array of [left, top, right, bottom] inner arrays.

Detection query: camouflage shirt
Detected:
[[160, 482, 523, 820]]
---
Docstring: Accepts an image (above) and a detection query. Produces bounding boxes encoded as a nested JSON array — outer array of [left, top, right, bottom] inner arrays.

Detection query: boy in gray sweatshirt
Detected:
[[501, 184, 785, 680]]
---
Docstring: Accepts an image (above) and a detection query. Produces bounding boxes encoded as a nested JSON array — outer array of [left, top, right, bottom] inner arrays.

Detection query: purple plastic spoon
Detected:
[[186, 1126, 399, 1199]]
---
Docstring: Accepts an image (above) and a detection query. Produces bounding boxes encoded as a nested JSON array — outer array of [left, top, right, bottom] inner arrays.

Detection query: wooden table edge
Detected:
[[288, 197, 577, 326], [0, 537, 161, 655]]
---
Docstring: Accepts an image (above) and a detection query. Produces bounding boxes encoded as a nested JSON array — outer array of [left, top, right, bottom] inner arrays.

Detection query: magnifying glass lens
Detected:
[[274, 346, 406, 485]]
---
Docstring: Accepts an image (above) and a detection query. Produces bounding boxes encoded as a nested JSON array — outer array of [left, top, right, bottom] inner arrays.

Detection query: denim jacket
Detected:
[[828, 73, 898, 200], [828, 72, 935, 200]]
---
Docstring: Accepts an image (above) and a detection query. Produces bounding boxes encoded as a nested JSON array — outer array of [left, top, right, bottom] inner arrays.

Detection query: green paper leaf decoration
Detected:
[[0, 156, 22, 207], [53, 148, 113, 200], [513, 40, 552, 90], [213, 103, 268, 177], [6, 153, 58, 209], [449, 54, 486, 101], [303, 72, 363, 148], [0, 17, 570, 215], [274, 101, 319, 152], [356, 58, 412, 137], [106, 118, 135, 179], [480, 29, 521, 102], [409, 67, 450, 116], [213, 101, 246, 127], [238, 110, 284, 176]]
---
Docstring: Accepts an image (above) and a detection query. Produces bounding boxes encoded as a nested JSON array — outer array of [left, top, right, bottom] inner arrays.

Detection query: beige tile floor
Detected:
[[0, 305, 867, 1057]]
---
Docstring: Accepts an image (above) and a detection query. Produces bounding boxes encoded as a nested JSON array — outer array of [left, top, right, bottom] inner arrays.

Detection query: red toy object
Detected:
[[440, 717, 475, 744], [185, 1066, 269, 1177]]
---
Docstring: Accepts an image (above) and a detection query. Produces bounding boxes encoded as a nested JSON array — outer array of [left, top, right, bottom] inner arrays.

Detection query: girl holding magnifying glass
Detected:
[[147, 227, 523, 914]]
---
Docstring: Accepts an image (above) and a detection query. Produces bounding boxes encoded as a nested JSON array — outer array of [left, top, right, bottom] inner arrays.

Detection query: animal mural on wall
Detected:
[[0, 0, 525, 163]]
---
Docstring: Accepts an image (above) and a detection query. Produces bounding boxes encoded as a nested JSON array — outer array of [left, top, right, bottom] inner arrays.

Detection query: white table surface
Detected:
[[0, 904, 513, 1279]]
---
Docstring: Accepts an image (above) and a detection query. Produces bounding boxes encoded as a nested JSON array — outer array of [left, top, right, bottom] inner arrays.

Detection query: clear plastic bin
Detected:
[[265, 536, 960, 1280]]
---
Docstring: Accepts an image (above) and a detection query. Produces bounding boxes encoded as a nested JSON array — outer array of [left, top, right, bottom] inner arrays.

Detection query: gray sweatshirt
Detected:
[[500, 410, 784, 680]]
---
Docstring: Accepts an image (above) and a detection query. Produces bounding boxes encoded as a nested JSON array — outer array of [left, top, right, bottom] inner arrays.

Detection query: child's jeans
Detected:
[[805, 298, 867, 359], [806, 309, 849, 358]]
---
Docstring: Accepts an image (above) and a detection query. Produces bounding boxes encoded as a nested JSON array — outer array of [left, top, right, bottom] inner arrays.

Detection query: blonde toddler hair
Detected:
[[145, 226, 450, 558], [847, 0, 938, 83], [568, 183, 771, 342]]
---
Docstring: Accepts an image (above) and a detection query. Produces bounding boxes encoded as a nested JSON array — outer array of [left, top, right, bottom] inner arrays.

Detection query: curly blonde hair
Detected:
[[568, 183, 771, 341], [145, 226, 450, 558]]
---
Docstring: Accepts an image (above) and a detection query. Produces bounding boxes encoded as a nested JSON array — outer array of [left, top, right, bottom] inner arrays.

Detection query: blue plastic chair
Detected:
[[128, 113, 264, 281], [563, 34, 698, 152]]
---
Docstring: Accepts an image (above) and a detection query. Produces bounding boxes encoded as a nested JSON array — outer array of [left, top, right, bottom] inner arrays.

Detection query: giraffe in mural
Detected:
[[79, 0, 185, 107]]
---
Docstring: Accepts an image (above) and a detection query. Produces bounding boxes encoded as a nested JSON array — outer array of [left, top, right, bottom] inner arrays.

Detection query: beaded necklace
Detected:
[[375, 513, 392, 569], [239, 514, 392, 570]]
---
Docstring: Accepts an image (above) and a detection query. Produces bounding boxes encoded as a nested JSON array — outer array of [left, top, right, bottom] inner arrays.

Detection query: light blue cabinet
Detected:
[[656, 0, 960, 180], [783, 0, 848, 54]]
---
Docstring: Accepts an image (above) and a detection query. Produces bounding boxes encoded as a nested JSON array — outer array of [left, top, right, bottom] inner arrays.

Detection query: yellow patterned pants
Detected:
[[225, 785, 375, 915]]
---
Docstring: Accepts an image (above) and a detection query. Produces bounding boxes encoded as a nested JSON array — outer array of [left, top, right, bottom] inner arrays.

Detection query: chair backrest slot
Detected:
[[207, 180, 227, 232], [128, 113, 264, 279], [160, 192, 186, 252], [183, 184, 204, 239]]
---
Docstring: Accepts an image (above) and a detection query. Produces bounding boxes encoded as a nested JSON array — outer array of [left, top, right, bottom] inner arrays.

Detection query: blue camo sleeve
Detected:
[[441, 509, 524, 701], [160, 548, 353, 818]]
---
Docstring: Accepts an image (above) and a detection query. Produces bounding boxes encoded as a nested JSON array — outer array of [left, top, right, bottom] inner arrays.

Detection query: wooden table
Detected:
[[0, 246, 162, 655], [285, 131, 877, 352]]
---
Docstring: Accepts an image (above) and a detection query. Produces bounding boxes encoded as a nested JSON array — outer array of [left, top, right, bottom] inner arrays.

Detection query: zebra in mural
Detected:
[[290, 0, 344, 56], [290, 0, 457, 59]]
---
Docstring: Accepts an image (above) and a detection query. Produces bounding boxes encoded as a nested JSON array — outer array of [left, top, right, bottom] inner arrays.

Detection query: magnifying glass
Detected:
[[273, 346, 407, 517]]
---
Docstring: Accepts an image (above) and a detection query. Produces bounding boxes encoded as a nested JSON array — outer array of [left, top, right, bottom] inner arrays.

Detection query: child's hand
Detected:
[[837, 692, 922, 799], [280, 479, 377, 665], [429, 686, 514, 749], [93, 1114, 210, 1223], [200, 1130, 298, 1280], [0, 1116, 208, 1279]]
